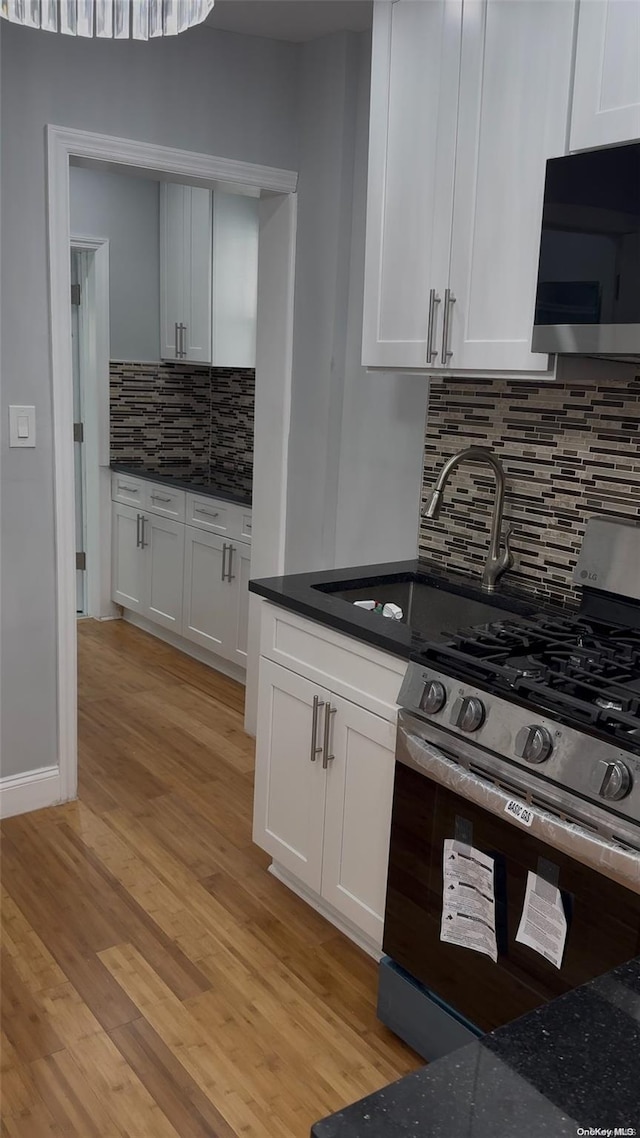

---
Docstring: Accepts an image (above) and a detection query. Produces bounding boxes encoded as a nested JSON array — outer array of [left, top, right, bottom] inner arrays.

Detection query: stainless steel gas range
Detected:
[[378, 518, 640, 1062]]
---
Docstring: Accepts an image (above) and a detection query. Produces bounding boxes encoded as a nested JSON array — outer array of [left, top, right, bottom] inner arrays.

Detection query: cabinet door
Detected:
[[184, 186, 213, 362], [226, 540, 251, 667], [446, 0, 575, 374], [111, 503, 144, 612], [160, 182, 187, 360], [362, 0, 463, 368], [321, 695, 396, 945], [142, 513, 185, 633], [160, 184, 212, 363], [253, 659, 328, 891], [570, 0, 640, 152], [212, 191, 259, 368], [182, 525, 231, 653]]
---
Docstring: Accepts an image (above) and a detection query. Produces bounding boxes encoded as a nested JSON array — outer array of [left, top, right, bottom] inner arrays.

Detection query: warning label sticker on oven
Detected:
[[440, 840, 497, 964], [516, 871, 567, 969]]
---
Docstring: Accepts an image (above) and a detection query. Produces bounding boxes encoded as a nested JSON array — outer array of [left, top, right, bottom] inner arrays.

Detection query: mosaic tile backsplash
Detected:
[[419, 375, 640, 605], [110, 361, 255, 474]]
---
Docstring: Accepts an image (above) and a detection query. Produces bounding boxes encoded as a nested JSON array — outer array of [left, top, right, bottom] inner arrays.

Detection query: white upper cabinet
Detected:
[[448, 0, 575, 373], [212, 192, 259, 369], [160, 185, 259, 368], [362, 0, 576, 377], [160, 183, 212, 363], [362, 0, 463, 369], [570, 0, 640, 152]]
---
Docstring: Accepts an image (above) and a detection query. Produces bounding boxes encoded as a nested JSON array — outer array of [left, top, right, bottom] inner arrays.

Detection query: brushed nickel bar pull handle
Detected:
[[226, 543, 235, 582], [181, 323, 188, 358], [150, 493, 172, 503], [221, 543, 228, 582], [118, 482, 139, 493], [426, 288, 440, 363], [441, 287, 456, 364], [195, 507, 220, 519], [136, 513, 142, 548], [175, 322, 180, 358], [322, 704, 337, 769], [140, 515, 148, 549], [310, 694, 325, 762]]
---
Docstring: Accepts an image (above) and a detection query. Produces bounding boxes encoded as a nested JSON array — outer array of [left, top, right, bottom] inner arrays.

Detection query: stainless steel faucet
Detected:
[[422, 446, 514, 593]]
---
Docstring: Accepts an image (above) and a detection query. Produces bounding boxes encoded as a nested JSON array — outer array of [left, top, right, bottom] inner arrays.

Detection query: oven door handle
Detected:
[[397, 719, 640, 895]]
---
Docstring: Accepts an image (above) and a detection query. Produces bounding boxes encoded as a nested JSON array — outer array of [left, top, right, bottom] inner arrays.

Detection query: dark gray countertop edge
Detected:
[[249, 559, 549, 661], [311, 956, 640, 1137], [110, 462, 252, 507]]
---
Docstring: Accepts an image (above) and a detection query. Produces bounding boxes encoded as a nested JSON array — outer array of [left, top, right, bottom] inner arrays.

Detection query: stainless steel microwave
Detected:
[[532, 141, 640, 359]]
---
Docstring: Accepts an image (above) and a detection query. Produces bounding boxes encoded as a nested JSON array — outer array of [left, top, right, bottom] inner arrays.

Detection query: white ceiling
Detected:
[[205, 0, 373, 43]]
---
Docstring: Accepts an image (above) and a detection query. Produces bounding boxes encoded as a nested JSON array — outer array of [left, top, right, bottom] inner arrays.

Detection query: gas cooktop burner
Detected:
[[503, 654, 548, 681], [414, 612, 640, 754], [596, 697, 624, 712]]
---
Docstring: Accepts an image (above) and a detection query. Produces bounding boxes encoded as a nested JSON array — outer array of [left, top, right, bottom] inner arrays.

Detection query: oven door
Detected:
[[383, 712, 640, 1034]]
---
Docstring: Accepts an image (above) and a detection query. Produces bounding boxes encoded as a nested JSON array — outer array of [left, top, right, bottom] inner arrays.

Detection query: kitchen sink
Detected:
[[313, 574, 529, 642]]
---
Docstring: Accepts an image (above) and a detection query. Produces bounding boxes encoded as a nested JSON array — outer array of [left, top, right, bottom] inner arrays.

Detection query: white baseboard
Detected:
[[123, 611, 247, 685], [0, 765, 63, 820], [268, 863, 383, 962]]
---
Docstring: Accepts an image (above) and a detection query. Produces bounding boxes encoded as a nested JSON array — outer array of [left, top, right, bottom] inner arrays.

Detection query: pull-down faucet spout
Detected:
[[422, 447, 514, 593]]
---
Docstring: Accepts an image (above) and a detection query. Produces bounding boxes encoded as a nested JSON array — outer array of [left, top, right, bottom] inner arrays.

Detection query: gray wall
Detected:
[[285, 31, 360, 572], [285, 31, 428, 572], [1, 20, 428, 782], [69, 166, 161, 361], [0, 21, 299, 779], [333, 34, 427, 569]]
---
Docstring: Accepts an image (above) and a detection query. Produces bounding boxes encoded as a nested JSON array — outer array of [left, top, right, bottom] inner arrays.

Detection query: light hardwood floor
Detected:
[[1, 619, 419, 1137]]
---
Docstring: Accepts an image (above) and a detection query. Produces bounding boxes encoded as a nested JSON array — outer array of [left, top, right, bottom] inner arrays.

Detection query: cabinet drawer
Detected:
[[111, 473, 144, 508], [260, 602, 405, 723], [186, 494, 229, 534], [144, 482, 185, 521]]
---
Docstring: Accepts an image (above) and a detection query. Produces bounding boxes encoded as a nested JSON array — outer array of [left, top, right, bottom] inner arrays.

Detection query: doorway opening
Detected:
[[47, 126, 297, 807]]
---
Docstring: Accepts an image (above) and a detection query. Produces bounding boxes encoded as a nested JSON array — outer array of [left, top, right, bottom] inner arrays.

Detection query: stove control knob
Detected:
[[420, 680, 447, 715], [451, 696, 485, 733], [595, 760, 632, 802], [515, 725, 553, 765]]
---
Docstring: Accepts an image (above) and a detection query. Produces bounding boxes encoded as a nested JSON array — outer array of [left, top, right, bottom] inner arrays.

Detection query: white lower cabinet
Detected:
[[254, 659, 328, 891], [253, 646, 397, 950], [228, 539, 252, 666], [144, 513, 185, 632], [111, 503, 184, 630], [111, 476, 251, 672], [321, 694, 396, 943], [182, 527, 251, 664], [112, 503, 145, 612], [182, 528, 229, 653]]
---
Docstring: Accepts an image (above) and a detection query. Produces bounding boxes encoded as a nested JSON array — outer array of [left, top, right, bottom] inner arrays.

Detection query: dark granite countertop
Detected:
[[312, 956, 640, 1137], [249, 559, 566, 660], [110, 461, 252, 507]]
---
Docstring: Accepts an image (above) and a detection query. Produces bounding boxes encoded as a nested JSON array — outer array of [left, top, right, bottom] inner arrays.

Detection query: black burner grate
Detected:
[[416, 614, 640, 753]]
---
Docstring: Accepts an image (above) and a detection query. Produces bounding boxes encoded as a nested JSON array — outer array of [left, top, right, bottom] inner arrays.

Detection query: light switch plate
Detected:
[[9, 405, 36, 447]]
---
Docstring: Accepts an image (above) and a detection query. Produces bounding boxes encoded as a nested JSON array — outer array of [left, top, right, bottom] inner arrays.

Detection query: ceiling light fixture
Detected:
[[1, 0, 215, 39]]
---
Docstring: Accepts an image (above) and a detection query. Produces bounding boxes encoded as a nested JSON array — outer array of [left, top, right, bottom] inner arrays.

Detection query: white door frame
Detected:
[[47, 124, 297, 804]]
